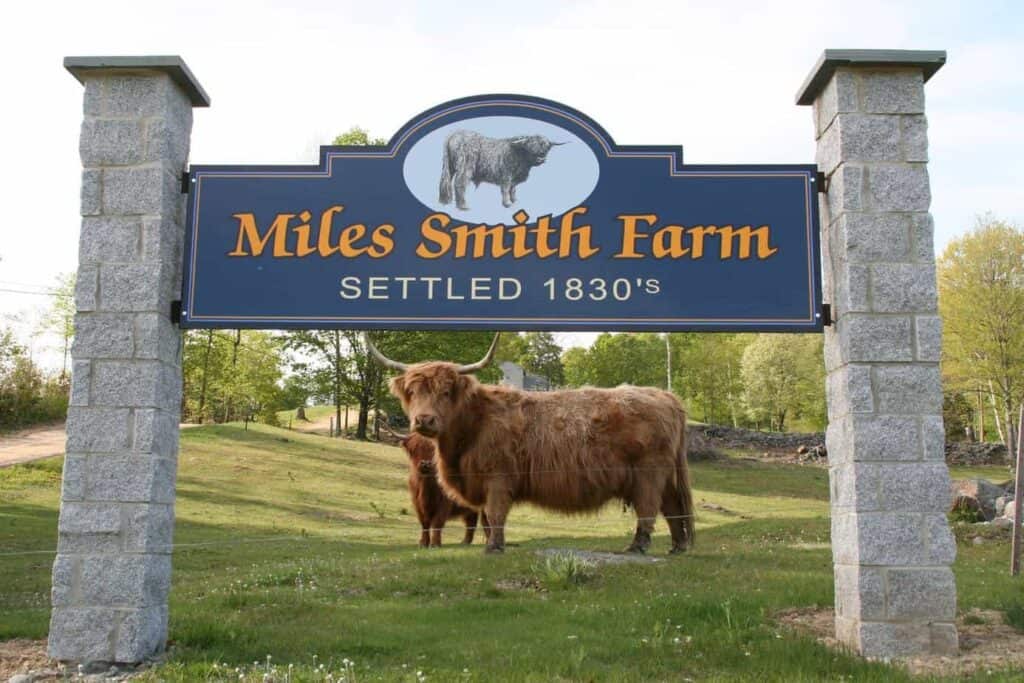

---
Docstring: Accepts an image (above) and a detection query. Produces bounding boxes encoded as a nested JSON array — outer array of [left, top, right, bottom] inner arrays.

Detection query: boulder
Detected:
[[686, 426, 723, 461], [994, 495, 1015, 518], [951, 479, 1010, 520]]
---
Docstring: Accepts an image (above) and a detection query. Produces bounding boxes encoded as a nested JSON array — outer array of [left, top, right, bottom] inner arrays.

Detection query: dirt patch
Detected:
[[0, 423, 65, 468], [699, 501, 752, 519], [776, 607, 1024, 677], [495, 577, 544, 591], [0, 639, 57, 680]]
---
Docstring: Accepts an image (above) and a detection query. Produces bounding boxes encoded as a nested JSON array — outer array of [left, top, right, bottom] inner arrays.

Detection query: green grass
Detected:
[[948, 464, 1014, 483], [1006, 603, 1024, 633], [2, 424, 1023, 681], [275, 405, 338, 424]]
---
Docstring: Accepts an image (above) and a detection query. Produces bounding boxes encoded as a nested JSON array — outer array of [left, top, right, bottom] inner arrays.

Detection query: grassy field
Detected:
[[276, 405, 339, 425], [1, 424, 1022, 681]]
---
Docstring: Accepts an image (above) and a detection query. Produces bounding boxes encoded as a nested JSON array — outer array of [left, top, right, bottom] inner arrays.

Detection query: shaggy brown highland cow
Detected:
[[367, 334, 694, 555]]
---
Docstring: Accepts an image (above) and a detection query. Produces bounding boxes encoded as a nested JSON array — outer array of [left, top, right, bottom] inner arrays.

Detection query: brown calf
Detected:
[[399, 432, 485, 547]]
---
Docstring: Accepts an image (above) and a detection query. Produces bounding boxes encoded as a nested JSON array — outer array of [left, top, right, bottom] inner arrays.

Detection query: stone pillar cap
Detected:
[[796, 49, 946, 106], [65, 55, 210, 107]]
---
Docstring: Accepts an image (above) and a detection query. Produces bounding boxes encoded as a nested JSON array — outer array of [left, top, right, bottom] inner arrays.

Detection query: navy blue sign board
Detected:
[[181, 95, 823, 332]]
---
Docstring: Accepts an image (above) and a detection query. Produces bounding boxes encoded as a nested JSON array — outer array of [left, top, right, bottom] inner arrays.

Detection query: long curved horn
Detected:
[[549, 141, 568, 146], [363, 331, 409, 372], [381, 422, 410, 440], [456, 333, 501, 374]]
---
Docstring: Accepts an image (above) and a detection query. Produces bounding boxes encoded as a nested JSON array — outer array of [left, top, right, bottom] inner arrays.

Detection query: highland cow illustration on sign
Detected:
[[403, 115, 599, 225], [438, 130, 565, 210]]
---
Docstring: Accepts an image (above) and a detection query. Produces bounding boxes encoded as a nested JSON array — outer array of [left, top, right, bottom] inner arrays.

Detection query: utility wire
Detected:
[[0, 287, 70, 298]]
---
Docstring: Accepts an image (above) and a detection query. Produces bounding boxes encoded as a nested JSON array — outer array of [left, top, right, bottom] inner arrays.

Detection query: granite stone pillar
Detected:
[[797, 50, 958, 657], [49, 56, 208, 664]]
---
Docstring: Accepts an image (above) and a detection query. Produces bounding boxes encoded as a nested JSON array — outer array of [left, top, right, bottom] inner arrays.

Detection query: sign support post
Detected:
[[797, 49, 958, 657], [50, 56, 208, 664]]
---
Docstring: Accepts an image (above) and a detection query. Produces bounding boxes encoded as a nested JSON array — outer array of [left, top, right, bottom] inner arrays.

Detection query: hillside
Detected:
[[1, 424, 1020, 681]]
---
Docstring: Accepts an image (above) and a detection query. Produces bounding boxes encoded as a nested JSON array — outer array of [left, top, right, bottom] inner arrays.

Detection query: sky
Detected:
[[1, 0, 1021, 369]]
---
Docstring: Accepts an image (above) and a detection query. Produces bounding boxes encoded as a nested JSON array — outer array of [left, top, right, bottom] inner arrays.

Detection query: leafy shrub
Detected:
[[0, 345, 69, 431], [948, 506, 983, 524]]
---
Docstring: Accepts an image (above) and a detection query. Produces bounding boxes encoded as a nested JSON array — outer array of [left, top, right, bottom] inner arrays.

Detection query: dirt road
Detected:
[[0, 423, 66, 468]]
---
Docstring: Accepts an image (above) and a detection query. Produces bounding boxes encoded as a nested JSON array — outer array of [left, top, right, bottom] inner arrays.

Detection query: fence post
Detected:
[[1011, 406, 1023, 576]]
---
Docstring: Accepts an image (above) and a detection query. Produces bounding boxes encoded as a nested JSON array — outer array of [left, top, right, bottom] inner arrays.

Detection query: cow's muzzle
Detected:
[[413, 414, 439, 436]]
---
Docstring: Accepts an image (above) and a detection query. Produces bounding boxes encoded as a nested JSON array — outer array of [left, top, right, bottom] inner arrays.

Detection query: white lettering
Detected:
[[499, 278, 521, 300], [339, 276, 361, 300], [445, 278, 465, 300], [422, 277, 441, 300], [368, 277, 388, 300], [470, 277, 491, 300]]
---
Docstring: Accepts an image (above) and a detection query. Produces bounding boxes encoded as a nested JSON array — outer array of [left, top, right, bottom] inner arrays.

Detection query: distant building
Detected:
[[499, 361, 552, 391]]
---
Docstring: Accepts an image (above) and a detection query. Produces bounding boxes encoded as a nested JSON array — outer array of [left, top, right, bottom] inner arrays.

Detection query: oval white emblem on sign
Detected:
[[403, 116, 600, 224]]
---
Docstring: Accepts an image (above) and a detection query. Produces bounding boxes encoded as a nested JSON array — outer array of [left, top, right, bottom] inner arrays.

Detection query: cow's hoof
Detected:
[[457, 204, 470, 211], [484, 546, 505, 555], [668, 545, 688, 555], [625, 544, 647, 555]]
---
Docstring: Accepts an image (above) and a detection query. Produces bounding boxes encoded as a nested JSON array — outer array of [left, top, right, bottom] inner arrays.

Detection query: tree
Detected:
[[943, 391, 974, 442], [560, 333, 665, 388], [496, 332, 529, 366], [183, 330, 224, 422], [0, 324, 69, 430], [333, 127, 386, 146], [673, 333, 749, 425], [938, 216, 1024, 456], [182, 330, 284, 424], [562, 346, 592, 387], [287, 330, 349, 436], [521, 332, 564, 388], [38, 272, 75, 380], [740, 334, 824, 432]]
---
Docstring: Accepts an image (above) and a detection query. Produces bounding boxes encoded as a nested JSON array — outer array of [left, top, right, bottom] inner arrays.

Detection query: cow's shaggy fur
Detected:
[[390, 364, 694, 554], [438, 130, 561, 210], [399, 432, 484, 547]]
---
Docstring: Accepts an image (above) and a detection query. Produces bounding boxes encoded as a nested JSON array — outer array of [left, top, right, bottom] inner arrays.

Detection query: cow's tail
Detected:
[[438, 141, 453, 205], [677, 414, 695, 548]]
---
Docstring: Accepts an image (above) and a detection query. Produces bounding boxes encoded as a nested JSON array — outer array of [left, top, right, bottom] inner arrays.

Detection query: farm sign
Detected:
[[181, 95, 823, 331]]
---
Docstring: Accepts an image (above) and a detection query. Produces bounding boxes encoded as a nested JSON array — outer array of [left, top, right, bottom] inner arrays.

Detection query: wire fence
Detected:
[[0, 504, 831, 559]]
